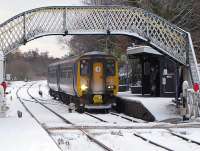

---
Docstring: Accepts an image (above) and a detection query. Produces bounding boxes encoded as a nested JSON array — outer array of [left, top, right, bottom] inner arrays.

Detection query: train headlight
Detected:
[[81, 84, 88, 91], [107, 85, 114, 89]]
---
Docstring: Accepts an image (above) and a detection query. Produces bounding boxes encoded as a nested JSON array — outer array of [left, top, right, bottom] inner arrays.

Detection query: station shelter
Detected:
[[127, 46, 179, 97]]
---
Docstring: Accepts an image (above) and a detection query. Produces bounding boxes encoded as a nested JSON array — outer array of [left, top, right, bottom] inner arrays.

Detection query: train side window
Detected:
[[106, 60, 115, 76], [80, 60, 89, 76], [68, 71, 72, 79]]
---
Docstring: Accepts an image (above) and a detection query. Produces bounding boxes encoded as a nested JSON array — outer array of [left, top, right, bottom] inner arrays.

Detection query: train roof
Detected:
[[48, 51, 116, 67], [83, 51, 107, 56], [80, 51, 117, 59], [48, 55, 78, 67]]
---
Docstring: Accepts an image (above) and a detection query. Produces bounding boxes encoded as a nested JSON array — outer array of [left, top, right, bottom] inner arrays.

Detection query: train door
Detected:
[[92, 62, 104, 93]]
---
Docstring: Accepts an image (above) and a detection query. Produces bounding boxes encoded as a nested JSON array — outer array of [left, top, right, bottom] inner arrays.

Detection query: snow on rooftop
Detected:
[[127, 46, 162, 56]]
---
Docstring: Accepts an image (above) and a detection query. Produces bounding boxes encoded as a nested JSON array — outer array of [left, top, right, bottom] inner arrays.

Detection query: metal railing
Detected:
[[0, 6, 188, 65]]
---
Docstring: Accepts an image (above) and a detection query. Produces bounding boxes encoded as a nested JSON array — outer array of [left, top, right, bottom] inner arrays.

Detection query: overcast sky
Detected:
[[0, 0, 83, 58]]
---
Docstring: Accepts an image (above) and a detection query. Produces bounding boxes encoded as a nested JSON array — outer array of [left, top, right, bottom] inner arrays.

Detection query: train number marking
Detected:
[[95, 66, 101, 72]]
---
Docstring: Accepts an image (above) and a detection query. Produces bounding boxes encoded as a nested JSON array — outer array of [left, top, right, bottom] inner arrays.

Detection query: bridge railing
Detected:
[[0, 6, 188, 65]]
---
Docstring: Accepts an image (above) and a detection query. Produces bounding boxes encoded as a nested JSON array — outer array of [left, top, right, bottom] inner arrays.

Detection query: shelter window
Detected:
[[106, 60, 115, 76], [80, 60, 89, 76]]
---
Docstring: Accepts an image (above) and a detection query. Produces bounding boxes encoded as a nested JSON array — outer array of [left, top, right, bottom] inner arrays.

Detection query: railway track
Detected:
[[17, 83, 114, 151], [109, 112, 145, 123], [33, 83, 200, 149], [84, 111, 144, 123], [85, 112, 108, 123], [27, 84, 169, 150], [34, 83, 143, 124], [133, 132, 173, 151], [17, 82, 200, 151], [168, 130, 200, 146], [16, 84, 63, 150]]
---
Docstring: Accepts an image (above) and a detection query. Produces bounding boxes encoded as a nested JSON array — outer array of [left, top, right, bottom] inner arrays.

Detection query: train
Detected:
[[47, 51, 119, 112]]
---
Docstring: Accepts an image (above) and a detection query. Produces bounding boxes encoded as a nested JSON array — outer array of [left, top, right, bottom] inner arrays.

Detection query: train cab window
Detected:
[[80, 60, 89, 75], [106, 60, 115, 76]]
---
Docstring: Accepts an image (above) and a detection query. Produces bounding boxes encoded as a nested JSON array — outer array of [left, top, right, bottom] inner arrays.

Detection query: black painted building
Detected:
[[127, 46, 178, 97]]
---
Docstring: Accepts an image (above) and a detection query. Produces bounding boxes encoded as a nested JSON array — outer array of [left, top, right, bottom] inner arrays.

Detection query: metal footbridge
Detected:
[[0, 6, 199, 116]]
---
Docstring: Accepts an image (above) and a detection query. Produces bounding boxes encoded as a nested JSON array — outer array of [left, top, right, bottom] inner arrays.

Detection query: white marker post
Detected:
[[0, 85, 6, 117], [0, 51, 8, 117]]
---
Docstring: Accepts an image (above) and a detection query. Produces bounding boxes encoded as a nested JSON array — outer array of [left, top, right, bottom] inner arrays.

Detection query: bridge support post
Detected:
[[175, 64, 179, 108], [0, 51, 4, 83]]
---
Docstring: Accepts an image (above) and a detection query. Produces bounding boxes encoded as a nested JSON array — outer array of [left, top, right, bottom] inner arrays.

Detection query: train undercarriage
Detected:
[[49, 89, 116, 113]]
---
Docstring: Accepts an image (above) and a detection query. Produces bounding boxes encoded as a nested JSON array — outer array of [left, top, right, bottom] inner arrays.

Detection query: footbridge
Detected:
[[0, 6, 199, 116]]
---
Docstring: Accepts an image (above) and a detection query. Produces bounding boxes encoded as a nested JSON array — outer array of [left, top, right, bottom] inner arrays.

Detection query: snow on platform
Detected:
[[118, 91, 181, 121], [0, 81, 60, 151]]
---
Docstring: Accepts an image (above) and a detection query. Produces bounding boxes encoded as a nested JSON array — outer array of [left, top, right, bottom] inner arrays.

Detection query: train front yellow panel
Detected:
[[77, 61, 81, 96], [114, 61, 119, 95]]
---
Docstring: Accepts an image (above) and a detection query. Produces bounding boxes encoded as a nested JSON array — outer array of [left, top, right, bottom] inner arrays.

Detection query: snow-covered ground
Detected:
[[118, 91, 181, 121], [0, 80, 200, 151], [1, 81, 60, 151]]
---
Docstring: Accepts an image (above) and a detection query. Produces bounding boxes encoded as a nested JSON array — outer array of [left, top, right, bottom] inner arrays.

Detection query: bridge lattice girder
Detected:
[[0, 6, 199, 83]]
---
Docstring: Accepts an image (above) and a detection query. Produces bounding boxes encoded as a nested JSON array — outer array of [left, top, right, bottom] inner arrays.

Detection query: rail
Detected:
[[17, 82, 200, 150], [26, 83, 114, 151]]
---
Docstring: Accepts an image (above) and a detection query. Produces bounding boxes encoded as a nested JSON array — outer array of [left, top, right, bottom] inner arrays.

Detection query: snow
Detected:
[[118, 91, 181, 121], [0, 81, 60, 151], [0, 118, 60, 151], [172, 128, 200, 143], [134, 129, 200, 151], [1, 80, 200, 151], [88, 129, 166, 151], [51, 130, 104, 151]]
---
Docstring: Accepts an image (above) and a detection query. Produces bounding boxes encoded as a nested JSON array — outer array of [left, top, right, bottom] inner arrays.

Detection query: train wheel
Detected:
[[75, 97, 84, 113], [55, 92, 60, 100], [49, 89, 57, 99], [49, 89, 53, 97], [58, 93, 63, 102], [77, 104, 84, 113], [104, 108, 110, 114], [65, 94, 71, 105], [59, 93, 66, 103]]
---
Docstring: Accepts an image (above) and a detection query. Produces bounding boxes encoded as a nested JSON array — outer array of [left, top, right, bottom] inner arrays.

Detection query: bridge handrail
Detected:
[[0, 6, 188, 64]]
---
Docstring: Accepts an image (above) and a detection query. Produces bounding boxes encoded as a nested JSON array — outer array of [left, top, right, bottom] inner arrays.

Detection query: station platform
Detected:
[[117, 91, 181, 122]]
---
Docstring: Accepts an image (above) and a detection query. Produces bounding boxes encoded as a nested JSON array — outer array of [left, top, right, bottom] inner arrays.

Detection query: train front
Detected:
[[77, 52, 119, 110]]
